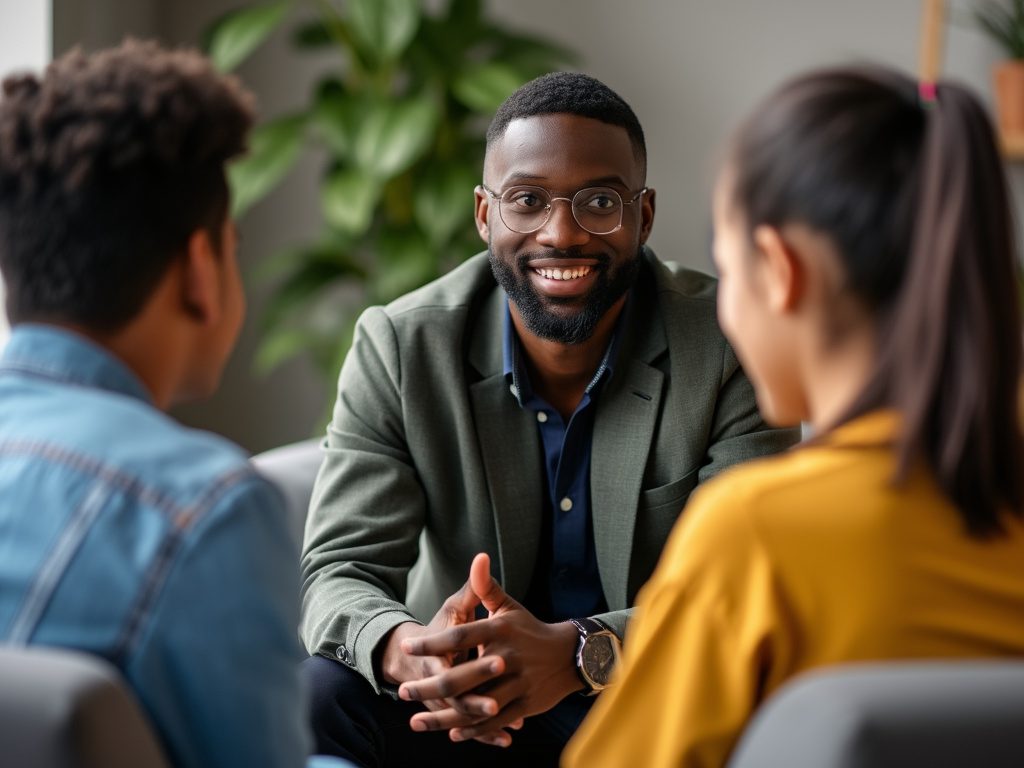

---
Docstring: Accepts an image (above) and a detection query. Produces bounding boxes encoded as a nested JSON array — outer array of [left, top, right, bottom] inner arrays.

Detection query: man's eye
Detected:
[[509, 193, 544, 210], [582, 193, 617, 211]]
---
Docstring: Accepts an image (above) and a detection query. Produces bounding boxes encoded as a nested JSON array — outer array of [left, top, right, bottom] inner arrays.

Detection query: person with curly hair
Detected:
[[0, 39, 345, 768]]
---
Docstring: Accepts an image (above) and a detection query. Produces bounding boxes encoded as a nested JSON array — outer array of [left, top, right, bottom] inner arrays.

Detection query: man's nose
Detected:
[[534, 198, 590, 249]]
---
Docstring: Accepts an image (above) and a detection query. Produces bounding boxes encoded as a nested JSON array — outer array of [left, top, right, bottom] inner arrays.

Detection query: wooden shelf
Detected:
[[1001, 131, 1024, 160]]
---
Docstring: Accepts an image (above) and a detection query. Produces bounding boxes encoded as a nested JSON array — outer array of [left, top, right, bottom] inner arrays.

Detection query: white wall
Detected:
[[0, 0, 53, 348], [38, 0, 1024, 452]]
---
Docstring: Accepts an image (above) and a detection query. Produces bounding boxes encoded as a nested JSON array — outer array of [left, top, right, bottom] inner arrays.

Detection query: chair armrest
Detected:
[[728, 661, 1024, 768], [0, 645, 169, 768]]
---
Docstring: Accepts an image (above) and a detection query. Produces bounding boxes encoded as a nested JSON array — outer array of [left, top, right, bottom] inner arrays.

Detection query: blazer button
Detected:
[[336, 644, 353, 665]]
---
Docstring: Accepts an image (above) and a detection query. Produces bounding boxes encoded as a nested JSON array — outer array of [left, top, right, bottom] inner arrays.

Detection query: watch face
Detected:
[[582, 634, 618, 686]]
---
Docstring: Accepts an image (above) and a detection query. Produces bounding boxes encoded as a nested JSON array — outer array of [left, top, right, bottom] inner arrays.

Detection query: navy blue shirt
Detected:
[[502, 300, 625, 621]]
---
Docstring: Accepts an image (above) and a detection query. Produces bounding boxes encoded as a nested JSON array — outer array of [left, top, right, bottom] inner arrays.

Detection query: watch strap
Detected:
[[571, 616, 609, 638]]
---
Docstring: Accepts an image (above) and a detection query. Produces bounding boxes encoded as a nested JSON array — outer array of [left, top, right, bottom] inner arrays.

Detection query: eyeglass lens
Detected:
[[498, 186, 624, 235]]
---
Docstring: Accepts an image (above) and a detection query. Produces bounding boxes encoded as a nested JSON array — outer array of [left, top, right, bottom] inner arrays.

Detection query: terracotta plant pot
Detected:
[[993, 60, 1024, 137]]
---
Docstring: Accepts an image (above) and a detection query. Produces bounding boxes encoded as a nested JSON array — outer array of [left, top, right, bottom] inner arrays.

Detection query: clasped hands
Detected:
[[379, 553, 581, 747]]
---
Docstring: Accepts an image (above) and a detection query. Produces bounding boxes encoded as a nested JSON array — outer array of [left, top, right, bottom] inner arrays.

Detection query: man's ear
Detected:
[[474, 186, 490, 244], [639, 187, 656, 244], [752, 224, 803, 313], [180, 228, 221, 326]]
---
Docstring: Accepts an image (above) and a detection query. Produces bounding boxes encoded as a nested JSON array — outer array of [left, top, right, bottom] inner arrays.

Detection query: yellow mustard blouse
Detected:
[[563, 411, 1024, 768]]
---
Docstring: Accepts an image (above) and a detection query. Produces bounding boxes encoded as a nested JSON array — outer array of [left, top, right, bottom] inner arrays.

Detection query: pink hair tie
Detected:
[[918, 80, 937, 106]]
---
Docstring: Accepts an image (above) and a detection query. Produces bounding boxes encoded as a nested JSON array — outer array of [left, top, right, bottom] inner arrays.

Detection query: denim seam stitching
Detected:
[[5, 481, 111, 645], [111, 465, 255, 663], [0, 440, 252, 528]]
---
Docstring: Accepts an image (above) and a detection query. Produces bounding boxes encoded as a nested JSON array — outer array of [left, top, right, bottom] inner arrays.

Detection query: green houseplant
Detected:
[[204, 0, 574, 383]]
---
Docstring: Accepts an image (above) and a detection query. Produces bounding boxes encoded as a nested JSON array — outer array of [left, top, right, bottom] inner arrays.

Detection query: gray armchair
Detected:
[[727, 661, 1024, 768], [0, 645, 168, 768]]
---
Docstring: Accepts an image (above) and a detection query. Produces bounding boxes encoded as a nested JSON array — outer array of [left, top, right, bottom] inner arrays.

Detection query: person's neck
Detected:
[[62, 296, 190, 412], [510, 296, 626, 421], [804, 328, 877, 434]]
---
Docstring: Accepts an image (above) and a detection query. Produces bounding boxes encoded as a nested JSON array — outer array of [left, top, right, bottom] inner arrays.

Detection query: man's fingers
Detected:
[[398, 655, 505, 711], [469, 552, 510, 614], [469, 729, 514, 748], [443, 577, 482, 621], [409, 706, 488, 732], [401, 621, 495, 656], [450, 700, 528, 742]]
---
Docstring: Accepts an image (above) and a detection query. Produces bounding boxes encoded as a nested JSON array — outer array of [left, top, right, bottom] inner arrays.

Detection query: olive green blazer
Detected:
[[301, 248, 799, 692]]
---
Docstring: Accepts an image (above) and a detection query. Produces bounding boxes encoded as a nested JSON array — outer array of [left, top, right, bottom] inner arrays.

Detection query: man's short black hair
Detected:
[[486, 72, 646, 169], [0, 39, 254, 331]]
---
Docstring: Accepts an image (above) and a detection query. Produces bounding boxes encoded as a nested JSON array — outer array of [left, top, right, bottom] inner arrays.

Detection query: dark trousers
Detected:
[[304, 655, 592, 768]]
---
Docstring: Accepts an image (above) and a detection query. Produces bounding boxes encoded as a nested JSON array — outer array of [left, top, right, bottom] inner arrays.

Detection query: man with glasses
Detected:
[[302, 72, 798, 767]]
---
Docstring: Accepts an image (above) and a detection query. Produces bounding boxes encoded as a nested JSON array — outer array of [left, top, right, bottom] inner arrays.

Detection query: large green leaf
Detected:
[[313, 80, 363, 158], [348, 0, 420, 64], [206, 0, 289, 73], [451, 62, 525, 112], [255, 327, 313, 374], [371, 227, 438, 302], [413, 163, 478, 247], [487, 28, 579, 69], [228, 114, 306, 217], [322, 167, 380, 236], [353, 95, 439, 179]]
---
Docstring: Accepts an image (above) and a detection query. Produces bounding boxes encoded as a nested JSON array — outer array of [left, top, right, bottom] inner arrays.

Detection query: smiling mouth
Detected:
[[533, 266, 593, 281]]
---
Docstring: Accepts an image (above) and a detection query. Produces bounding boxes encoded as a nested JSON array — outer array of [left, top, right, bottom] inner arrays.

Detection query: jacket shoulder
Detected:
[[646, 250, 719, 304]]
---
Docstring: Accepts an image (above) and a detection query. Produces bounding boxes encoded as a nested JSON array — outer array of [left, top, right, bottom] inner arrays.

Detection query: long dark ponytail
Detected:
[[729, 66, 1023, 536]]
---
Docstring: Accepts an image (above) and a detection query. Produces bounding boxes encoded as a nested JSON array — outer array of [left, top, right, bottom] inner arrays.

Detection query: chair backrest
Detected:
[[0, 645, 169, 768], [727, 661, 1024, 768], [250, 437, 324, 541]]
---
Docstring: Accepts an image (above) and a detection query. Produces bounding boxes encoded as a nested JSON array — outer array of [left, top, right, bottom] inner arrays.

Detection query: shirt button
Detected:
[[560, 497, 573, 512], [536, 411, 548, 423]]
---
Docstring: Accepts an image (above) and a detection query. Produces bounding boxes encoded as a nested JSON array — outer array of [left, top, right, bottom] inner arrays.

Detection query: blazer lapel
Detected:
[[591, 260, 667, 610], [468, 287, 543, 600]]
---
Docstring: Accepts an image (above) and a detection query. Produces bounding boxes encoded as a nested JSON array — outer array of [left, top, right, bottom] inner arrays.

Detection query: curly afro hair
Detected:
[[0, 38, 255, 330]]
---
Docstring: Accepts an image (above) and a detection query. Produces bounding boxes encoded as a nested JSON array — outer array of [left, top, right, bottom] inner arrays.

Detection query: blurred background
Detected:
[[0, 0, 1018, 453]]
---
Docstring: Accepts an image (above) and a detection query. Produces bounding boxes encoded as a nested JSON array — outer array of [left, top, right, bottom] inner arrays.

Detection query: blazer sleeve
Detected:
[[300, 306, 425, 693], [700, 342, 800, 483]]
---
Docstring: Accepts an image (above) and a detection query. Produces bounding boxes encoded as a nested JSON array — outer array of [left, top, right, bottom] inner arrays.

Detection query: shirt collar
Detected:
[[0, 324, 153, 404], [502, 292, 630, 406], [818, 409, 901, 448]]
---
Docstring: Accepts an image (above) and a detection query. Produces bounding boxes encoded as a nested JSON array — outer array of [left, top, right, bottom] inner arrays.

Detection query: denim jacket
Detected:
[[0, 325, 311, 768]]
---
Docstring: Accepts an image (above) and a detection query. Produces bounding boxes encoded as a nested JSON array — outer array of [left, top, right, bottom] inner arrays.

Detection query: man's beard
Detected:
[[488, 242, 641, 345]]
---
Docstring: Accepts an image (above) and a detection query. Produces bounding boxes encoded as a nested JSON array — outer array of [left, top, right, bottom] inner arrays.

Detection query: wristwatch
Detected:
[[570, 617, 621, 695]]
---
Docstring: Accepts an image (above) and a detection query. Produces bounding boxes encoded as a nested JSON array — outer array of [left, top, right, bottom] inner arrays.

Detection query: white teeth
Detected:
[[535, 266, 592, 281]]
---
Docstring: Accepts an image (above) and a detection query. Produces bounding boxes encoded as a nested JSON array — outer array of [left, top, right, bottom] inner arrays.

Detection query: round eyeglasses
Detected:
[[480, 184, 648, 236]]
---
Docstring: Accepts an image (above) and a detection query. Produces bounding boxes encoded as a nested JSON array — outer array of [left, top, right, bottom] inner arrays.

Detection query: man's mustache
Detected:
[[517, 249, 611, 268]]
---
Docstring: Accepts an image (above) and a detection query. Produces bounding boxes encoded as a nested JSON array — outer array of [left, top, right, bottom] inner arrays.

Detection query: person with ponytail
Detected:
[[562, 65, 1024, 768]]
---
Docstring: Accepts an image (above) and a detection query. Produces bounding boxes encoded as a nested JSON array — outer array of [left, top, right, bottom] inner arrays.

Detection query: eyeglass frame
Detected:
[[478, 183, 649, 236]]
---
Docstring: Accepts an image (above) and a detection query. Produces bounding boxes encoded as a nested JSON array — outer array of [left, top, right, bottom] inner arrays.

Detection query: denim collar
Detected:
[[0, 324, 152, 404]]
